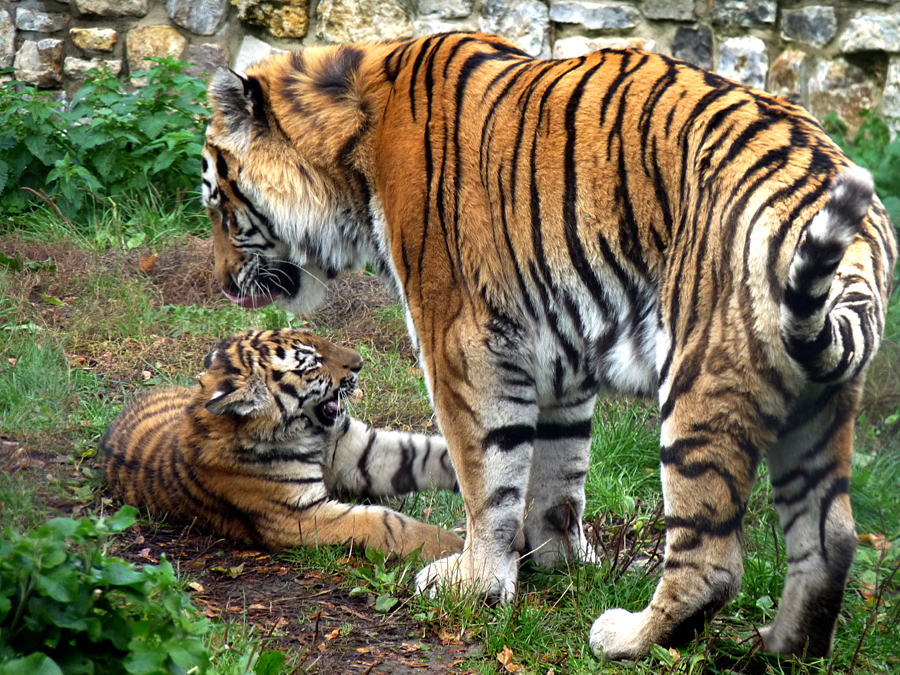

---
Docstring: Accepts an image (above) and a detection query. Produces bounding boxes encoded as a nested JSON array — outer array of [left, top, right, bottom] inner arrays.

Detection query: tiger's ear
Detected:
[[208, 68, 268, 141], [205, 374, 270, 417]]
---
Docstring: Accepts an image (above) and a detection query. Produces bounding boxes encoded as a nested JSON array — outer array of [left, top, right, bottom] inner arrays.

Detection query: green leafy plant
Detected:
[[348, 548, 417, 613], [0, 58, 209, 225], [0, 506, 213, 675], [824, 110, 900, 234], [0, 252, 55, 274]]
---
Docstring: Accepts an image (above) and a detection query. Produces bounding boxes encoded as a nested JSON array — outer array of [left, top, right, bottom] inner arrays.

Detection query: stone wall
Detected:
[[1, 0, 898, 134]]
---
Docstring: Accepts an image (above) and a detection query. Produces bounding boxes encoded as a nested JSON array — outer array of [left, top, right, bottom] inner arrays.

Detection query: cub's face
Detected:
[[200, 329, 363, 437]]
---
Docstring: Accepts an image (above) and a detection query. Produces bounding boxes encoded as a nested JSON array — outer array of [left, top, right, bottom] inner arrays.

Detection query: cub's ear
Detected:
[[206, 374, 270, 417], [208, 68, 268, 139], [203, 348, 217, 370]]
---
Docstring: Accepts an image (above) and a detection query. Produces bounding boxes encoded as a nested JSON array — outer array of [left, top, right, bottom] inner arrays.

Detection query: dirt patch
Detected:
[[0, 235, 219, 308], [112, 530, 479, 674], [307, 274, 412, 357]]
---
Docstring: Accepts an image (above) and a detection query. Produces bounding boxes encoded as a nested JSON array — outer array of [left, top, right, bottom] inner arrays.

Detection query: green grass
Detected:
[[1, 224, 898, 674], [2, 192, 209, 251]]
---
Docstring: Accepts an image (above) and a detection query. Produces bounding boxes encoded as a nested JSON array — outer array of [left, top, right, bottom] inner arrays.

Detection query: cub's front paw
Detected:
[[589, 608, 651, 660], [415, 551, 518, 602]]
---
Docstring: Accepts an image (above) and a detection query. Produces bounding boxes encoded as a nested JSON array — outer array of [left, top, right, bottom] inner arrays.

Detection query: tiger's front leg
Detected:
[[415, 330, 539, 601], [590, 382, 769, 659], [324, 419, 459, 497]]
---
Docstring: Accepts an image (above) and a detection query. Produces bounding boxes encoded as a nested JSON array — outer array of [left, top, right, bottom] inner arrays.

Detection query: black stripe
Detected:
[[535, 419, 592, 440], [487, 486, 521, 509], [818, 477, 849, 563], [482, 425, 535, 452]]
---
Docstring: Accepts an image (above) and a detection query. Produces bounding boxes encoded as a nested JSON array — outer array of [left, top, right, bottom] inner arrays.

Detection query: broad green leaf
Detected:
[[0, 653, 64, 675], [255, 650, 286, 675], [167, 638, 207, 669], [123, 644, 166, 675], [97, 561, 144, 587], [649, 643, 676, 667], [23, 135, 51, 162], [374, 594, 398, 613], [151, 151, 176, 174], [35, 572, 74, 602], [100, 611, 133, 650], [107, 506, 138, 532], [140, 114, 170, 140], [42, 517, 79, 541]]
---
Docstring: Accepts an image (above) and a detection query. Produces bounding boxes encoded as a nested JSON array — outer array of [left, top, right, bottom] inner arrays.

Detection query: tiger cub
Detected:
[[101, 328, 463, 559]]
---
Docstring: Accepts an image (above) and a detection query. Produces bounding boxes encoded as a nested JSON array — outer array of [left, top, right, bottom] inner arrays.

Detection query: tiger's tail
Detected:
[[780, 166, 879, 383]]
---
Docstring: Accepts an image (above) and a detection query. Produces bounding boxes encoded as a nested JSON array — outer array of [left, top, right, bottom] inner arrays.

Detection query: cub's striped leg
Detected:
[[591, 382, 767, 659], [523, 398, 597, 568], [262, 498, 464, 559], [324, 419, 459, 497], [759, 383, 861, 657]]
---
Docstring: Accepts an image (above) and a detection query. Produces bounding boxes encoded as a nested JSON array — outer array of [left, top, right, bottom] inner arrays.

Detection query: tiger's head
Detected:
[[198, 328, 363, 442], [202, 45, 392, 315]]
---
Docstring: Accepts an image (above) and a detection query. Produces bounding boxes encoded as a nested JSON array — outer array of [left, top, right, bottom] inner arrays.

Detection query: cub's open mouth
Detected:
[[221, 288, 279, 309], [315, 397, 342, 425]]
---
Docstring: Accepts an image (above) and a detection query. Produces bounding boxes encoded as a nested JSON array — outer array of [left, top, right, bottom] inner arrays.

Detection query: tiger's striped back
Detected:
[[101, 328, 463, 558]]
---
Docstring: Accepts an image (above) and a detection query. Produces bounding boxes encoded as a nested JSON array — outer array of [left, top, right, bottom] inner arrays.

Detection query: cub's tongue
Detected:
[[221, 288, 276, 309]]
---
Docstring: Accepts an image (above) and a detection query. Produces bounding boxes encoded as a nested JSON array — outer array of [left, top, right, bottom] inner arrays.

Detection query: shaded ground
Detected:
[[1, 235, 478, 674], [109, 530, 481, 675]]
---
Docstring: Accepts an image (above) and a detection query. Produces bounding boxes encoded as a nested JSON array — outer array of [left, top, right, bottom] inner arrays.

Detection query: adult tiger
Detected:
[[201, 33, 898, 659], [102, 329, 463, 559]]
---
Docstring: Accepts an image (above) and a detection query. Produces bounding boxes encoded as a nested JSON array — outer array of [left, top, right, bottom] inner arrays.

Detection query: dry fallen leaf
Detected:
[[859, 533, 892, 550], [497, 645, 521, 673], [142, 370, 152, 381], [858, 579, 877, 603], [139, 253, 158, 272], [188, 582, 205, 593], [325, 627, 341, 640], [249, 603, 268, 611], [438, 629, 464, 645]]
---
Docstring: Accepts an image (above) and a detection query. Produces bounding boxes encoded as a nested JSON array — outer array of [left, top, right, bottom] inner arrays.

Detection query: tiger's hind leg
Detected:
[[522, 396, 597, 568], [758, 383, 861, 657], [590, 374, 773, 659]]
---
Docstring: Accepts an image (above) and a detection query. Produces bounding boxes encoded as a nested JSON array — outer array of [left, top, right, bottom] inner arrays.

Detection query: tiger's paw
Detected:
[[415, 551, 518, 602], [589, 608, 652, 660], [754, 625, 818, 657]]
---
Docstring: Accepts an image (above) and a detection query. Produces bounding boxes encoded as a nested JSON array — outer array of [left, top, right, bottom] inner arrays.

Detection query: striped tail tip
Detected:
[[780, 167, 875, 382]]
